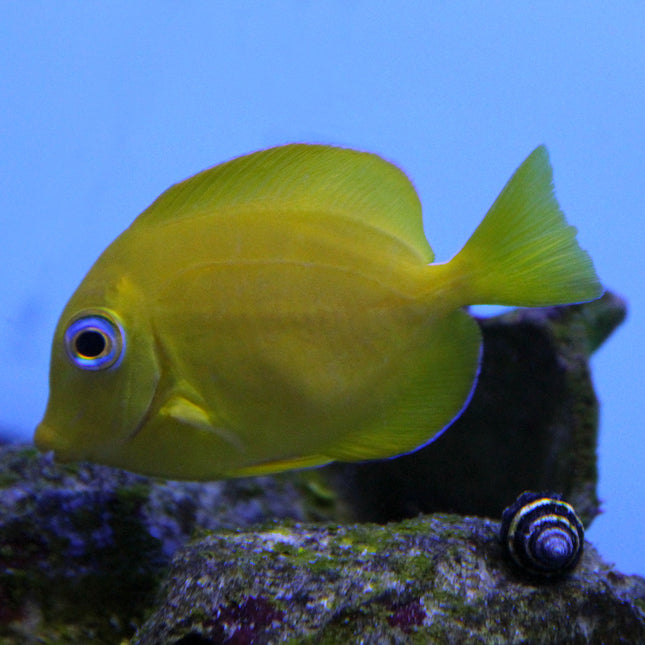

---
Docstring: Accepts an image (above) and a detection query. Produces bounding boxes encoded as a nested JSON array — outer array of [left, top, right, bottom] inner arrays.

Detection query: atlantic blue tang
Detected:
[[34, 144, 602, 480]]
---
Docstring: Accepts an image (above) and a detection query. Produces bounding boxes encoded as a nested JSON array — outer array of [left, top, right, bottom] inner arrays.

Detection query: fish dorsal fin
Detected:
[[135, 144, 433, 263]]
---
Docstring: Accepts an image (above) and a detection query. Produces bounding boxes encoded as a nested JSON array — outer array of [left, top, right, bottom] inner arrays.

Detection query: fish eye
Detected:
[[64, 312, 125, 371]]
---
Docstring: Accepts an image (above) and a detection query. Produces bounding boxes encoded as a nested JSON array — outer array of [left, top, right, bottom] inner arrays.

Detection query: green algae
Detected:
[[133, 514, 645, 643]]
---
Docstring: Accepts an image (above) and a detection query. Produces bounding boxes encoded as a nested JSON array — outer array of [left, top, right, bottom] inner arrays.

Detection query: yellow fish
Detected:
[[34, 145, 601, 480]]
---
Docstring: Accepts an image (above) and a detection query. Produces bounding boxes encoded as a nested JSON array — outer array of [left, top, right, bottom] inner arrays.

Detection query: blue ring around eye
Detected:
[[64, 312, 125, 371]]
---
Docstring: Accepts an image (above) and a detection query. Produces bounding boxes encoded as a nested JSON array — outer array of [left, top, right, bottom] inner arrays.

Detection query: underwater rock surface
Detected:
[[326, 291, 627, 525], [0, 292, 631, 643], [0, 444, 313, 644], [133, 516, 645, 644]]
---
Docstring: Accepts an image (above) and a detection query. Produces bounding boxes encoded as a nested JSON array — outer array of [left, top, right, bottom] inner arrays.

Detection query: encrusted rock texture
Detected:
[[0, 292, 639, 644], [133, 516, 645, 644]]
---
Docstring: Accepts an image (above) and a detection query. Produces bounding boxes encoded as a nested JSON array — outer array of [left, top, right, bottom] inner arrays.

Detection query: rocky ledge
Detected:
[[134, 515, 645, 644]]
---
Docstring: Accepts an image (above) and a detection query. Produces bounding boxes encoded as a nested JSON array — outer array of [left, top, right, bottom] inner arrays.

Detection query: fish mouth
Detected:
[[33, 422, 74, 462], [34, 421, 54, 451]]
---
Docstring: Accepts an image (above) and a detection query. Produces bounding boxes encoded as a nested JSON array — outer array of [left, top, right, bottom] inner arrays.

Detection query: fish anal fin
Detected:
[[229, 454, 332, 478], [324, 310, 482, 462]]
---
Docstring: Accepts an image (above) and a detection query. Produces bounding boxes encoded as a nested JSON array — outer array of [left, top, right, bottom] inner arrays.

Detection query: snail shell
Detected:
[[500, 491, 584, 576]]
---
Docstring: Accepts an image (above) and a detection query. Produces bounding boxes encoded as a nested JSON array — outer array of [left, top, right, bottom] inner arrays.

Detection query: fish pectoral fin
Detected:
[[159, 393, 246, 453], [160, 394, 213, 430]]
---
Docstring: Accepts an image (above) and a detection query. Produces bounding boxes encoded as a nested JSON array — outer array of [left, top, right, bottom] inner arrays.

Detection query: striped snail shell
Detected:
[[500, 491, 584, 577]]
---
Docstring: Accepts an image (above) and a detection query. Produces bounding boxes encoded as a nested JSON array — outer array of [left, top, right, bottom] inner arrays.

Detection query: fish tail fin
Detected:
[[449, 146, 602, 307]]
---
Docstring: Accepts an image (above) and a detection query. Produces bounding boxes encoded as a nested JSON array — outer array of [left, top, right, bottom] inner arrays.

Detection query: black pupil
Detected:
[[75, 330, 107, 358]]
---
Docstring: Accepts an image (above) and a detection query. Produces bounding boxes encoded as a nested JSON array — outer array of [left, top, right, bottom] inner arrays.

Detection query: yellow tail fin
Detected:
[[451, 146, 602, 307]]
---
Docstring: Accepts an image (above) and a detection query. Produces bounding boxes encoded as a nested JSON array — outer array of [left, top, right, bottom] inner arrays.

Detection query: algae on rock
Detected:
[[133, 515, 645, 643]]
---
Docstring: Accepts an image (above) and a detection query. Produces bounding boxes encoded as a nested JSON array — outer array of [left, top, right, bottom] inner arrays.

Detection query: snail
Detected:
[[500, 491, 584, 577]]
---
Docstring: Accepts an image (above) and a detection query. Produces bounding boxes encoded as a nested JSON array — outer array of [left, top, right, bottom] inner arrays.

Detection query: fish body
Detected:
[[35, 145, 601, 480]]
